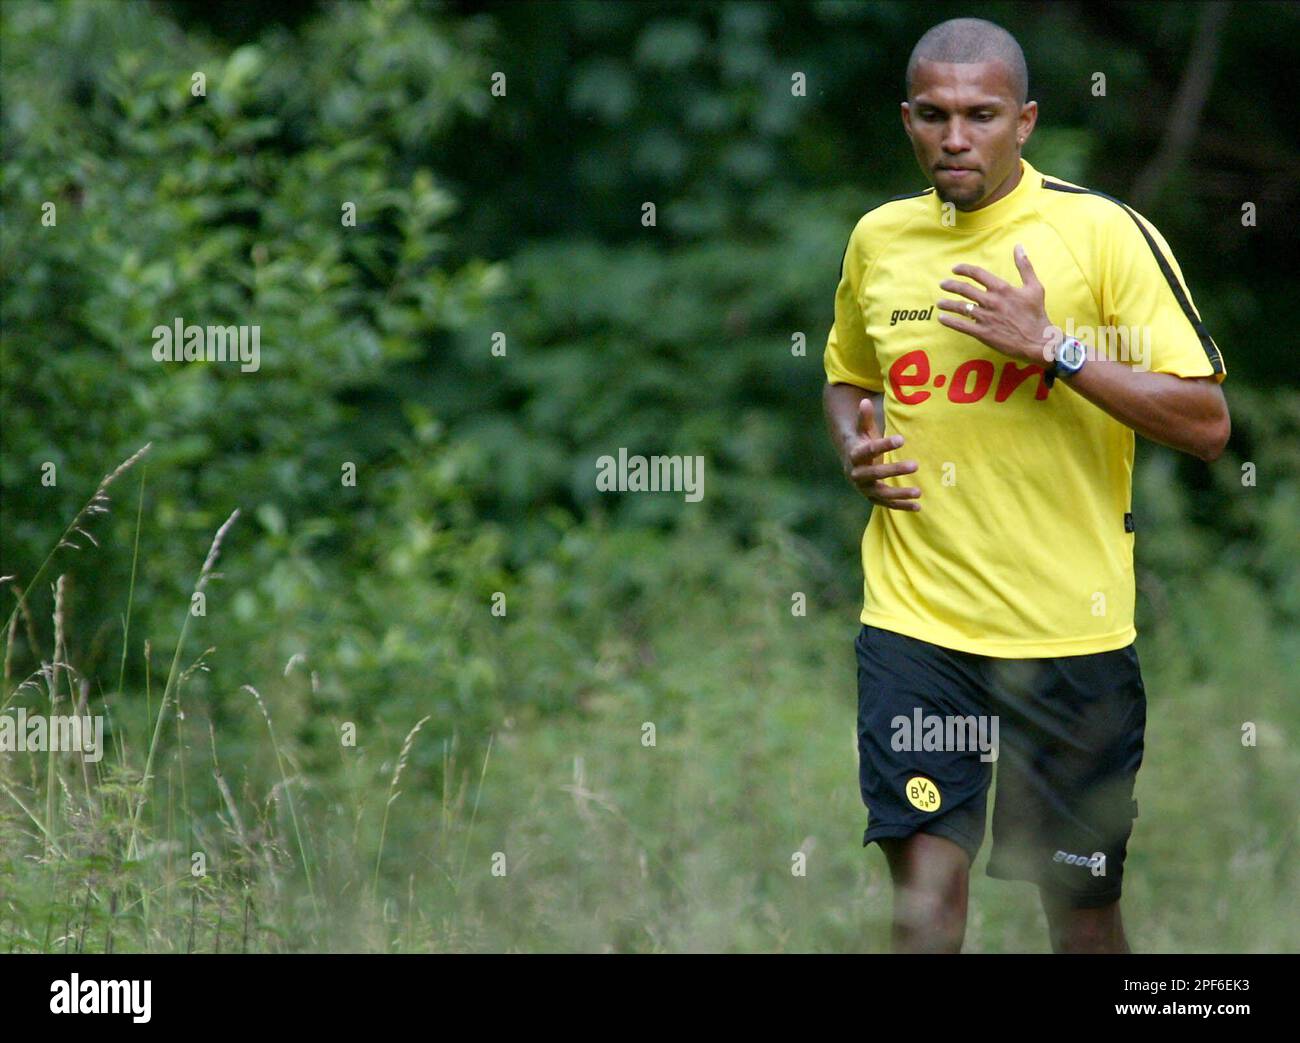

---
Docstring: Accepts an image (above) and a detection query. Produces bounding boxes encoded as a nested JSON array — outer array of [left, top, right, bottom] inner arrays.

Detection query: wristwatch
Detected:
[[1045, 335, 1087, 388]]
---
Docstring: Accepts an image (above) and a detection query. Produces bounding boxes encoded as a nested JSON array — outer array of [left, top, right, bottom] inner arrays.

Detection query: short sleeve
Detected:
[[823, 217, 884, 392], [1100, 206, 1226, 384]]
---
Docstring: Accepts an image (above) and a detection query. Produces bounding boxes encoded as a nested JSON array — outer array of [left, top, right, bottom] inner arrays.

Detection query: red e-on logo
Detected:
[[888, 349, 1050, 405]]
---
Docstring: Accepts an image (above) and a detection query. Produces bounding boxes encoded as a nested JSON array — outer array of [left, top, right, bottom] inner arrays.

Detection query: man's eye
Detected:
[[975, 112, 994, 121]]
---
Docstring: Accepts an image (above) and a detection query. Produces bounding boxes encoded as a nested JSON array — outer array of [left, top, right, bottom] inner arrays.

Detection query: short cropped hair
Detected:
[[905, 18, 1028, 106]]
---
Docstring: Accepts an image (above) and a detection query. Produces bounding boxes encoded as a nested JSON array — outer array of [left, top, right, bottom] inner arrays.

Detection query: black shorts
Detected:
[[855, 623, 1146, 909]]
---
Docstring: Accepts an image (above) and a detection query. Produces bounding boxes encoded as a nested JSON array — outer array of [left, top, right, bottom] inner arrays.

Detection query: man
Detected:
[[823, 17, 1230, 954]]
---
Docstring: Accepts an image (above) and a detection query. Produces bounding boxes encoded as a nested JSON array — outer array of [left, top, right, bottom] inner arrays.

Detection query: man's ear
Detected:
[[901, 101, 912, 138], [1019, 100, 1038, 142]]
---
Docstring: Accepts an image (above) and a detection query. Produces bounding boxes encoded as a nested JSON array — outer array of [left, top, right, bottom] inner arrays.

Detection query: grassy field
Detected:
[[2, 454, 1296, 954]]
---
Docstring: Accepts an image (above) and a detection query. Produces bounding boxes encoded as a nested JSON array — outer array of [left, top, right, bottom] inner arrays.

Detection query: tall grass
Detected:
[[1, 446, 1297, 952], [0, 447, 498, 951]]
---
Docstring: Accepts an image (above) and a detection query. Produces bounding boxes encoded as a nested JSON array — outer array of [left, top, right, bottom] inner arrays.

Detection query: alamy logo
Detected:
[[1053, 849, 1107, 877], [890, 709, 999, 763], [596, 448, 704, 503], [50, 974, 151, 1022], [151, 317, 260, 372], [1, 710, 103, 763], [1049, 318, 1150, 370]]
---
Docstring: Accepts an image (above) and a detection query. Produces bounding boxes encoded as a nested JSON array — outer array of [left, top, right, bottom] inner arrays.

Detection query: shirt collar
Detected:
[[928, 158, 1041, 232]]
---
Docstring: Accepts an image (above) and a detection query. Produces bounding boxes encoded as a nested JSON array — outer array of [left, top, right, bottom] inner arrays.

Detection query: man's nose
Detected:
[[942, 118, 972, 152]]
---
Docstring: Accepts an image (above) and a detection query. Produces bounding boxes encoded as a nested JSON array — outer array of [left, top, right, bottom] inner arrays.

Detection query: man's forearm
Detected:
[[1058, 358, 1230, 462]]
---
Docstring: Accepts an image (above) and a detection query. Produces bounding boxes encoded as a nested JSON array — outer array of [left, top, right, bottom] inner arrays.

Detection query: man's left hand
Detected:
[[937, 245, 1061, 367]]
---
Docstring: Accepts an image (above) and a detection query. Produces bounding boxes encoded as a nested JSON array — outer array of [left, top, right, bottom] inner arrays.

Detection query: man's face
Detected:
[[902, 59, 1036, 210]]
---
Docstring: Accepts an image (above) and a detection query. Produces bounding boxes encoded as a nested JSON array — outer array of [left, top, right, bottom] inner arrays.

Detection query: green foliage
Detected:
[[1, 0, 504, 730]]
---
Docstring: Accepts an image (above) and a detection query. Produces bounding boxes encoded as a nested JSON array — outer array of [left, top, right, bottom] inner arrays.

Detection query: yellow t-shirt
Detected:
[[824, 158, 1226, 658]]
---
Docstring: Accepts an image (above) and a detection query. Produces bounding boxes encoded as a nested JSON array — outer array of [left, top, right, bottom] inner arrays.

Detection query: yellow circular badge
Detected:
[[905, 776, 941, 813]]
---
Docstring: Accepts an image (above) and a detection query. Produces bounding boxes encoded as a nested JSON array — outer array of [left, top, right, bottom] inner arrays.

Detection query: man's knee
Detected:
[[1041, 892, 1129, 953], [896, 881, 966, 936], [880, 832, 972, 952]]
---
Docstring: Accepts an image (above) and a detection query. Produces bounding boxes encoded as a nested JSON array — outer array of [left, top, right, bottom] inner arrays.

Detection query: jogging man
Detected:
[[823, 18, 1230, 953]]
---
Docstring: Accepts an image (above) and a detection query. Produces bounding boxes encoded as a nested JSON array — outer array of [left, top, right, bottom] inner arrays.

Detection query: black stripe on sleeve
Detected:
[[1041, 179, 1223, 374]]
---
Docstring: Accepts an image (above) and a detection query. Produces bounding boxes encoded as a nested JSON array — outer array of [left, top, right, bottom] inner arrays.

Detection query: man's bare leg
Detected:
[[879, 833, 971, 953], [1040, 890, 1131, 953]]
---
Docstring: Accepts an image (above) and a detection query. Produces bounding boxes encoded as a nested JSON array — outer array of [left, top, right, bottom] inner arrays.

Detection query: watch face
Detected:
[[1061, 338, 1086, 369]]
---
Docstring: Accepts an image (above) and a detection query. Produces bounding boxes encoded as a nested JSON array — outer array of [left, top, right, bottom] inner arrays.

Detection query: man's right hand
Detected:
[[844, 397, 922, 511]]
